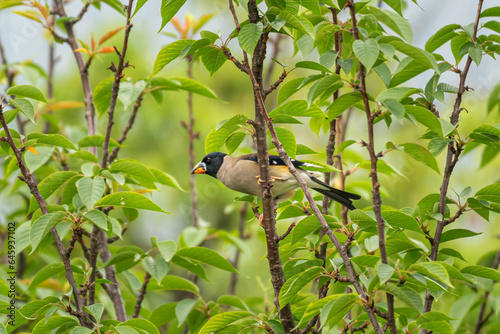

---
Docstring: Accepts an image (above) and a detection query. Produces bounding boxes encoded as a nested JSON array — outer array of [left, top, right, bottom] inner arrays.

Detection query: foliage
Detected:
[[1, 0, 500, 333]]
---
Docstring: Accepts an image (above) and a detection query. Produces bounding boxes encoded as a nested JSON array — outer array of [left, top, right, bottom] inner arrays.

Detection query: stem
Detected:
[[53, 0, 96, 155], [44, 6, 56, 134], [101, 0, 134, 168], [133, 272, 151, 318], [348, 1, 395, 332], [108, 93, 144, 163], [0, 108, 90, 328], [186, 56, 199, 227], [227, 0, 297, 332], [422, 0, 484, 318], [473, 249, 500, 334]]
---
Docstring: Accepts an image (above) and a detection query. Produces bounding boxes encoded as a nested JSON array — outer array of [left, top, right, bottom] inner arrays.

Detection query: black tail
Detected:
[[309, 176, 361, 210]]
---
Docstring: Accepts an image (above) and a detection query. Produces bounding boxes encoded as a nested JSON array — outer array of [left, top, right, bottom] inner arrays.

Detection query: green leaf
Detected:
[[382, 210, 422, 233], [159, 275, 199, 294], [10, 98, 35, 122], [410, 262, 452, 286], [150, 168, 184, 191], [378, 36, 439, 72], [78, 134, 120, 148], [93, 77, 114, 117], [68, 151, 99, 163], [150, 39, 194, 78], [352, 38, 380, 71], [295, 61, 332, 73], [476, 183, 500, 203], [269, 100, 326, 118], [149, 303, 177, 327], [6, 84, 47, 103], [383, 100, 405, 122], [175, 299, 199, 325], [405, 105, 443, 136], [118, 319, 160, 334], [69, 327, 92, 334], [172, 255, 209, 281], [377, 263, 395, 284], [169, 77, 219, 99], [84, 209, 108, 230], [320, 294, 358, 328], [461, 265, 500, 281], [24, 146, 54, 172], [279, 10, 314, 37], [32, 317, 78, 334], [110, 159, 157, 182], [143, 256, 170, 282], [84, 303, 104, 324], [226, 132, 246, 154], [157, 240, 177, 262], [94, 192, 169, 213], [280, 267, 324, 307], [175, 247, 238, 273], [76, 176, 105, 209], [31, 133, 78, 150], [118, 80, 146, 109], [198, 311, 254, 334], [468, 45, 482, 66], [480, 6, 500, 18], [277, 77, 306, 105], [361, 6, 412, 42], [292, 215, 341, 244], [401, 143, 440, 174], [327, 92, 363, 120], [205, 114, 248, 153], [38, 171, 79, 199], [30, 212, 67, 254], [198, 46, 227, 76], [420, 321, 453, 334], [378, 283, 422, 312], [160, 0, 188, 32], [440, 229, 481, 243], [425, 24, 460, 52], [238, 22, 263, 55], [273, 127, 296, 158]]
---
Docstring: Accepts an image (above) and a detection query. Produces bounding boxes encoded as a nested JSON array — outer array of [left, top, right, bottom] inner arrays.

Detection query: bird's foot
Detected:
[[256, 175, 281, 184], [258, 214, 264, 227]]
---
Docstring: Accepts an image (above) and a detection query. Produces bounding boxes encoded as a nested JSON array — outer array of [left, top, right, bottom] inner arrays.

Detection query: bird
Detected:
[[191, 152, 361, 210]]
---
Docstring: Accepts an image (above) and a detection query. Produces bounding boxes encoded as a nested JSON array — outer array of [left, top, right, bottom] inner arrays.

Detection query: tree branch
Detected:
[[133, 272, 151, 318], [102, 0, 134, 168], [53, 0, 97, 155], [347, 2, 396, 332], [473, 248, 500, 334], [422, 0, 484, 319], [0, 108, 90, 328], [108, 93, 144, 163]]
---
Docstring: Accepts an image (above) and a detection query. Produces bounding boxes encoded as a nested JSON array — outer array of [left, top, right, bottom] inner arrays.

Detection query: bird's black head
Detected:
[[191, 152, 227, 178]]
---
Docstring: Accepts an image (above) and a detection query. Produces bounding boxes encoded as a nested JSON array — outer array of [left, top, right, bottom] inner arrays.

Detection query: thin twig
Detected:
[[102, 0, 134, 168], [108, 93, 144, 163], [133, 272, 151, 318], [422, 0, 484, 320], [264, 68, 287, 96], [277, 222, 296, 241]]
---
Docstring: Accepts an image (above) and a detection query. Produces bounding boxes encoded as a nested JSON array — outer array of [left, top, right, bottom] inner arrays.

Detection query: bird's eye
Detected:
[[206, 157, 212, 163]]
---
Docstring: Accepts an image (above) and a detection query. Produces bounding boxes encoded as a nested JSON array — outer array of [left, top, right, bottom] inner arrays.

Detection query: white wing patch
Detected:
[[302, 162, 322, 168]]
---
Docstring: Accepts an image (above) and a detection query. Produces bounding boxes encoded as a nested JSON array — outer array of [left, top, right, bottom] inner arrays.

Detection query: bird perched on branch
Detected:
[[191, 152, 361, 210]]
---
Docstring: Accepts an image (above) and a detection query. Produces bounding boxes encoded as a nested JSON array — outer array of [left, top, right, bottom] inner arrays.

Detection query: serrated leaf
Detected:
[[273, 127, 296, 158], [175, 247, 238, 273], [320, 294, 358, 328], [76, 177, 105, 209], [239, 22, 263, 55], [94, 192, 169, 213], [440, 229, 481, 243], [410, 262, 452, 286], [157, 240, 177, 262], [377, 263, 395, 284], [160, 275, 199, 294], [150, 39, 194, 77], [353, 38, 380, 71], [461, 265, 500, 280], [327, 92, 362, 120], [198, 46, 227, 76], [68, 151, 99, 163], [6, 84, 47, 103], [84, 209, 108, 230], [10, 98, 35, 122], [205, 114, 248, 153], [30, 212, 66, 253], [198, 311, 254, 334], [402, 143, 440, 174], [169, 77, 219, 99], [279, 267, 324, 306], [159, 0, 188, 32]]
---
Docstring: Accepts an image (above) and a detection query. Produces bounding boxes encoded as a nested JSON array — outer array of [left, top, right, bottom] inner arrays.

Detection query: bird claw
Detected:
[[258, 214, 264, 227], [256, 175, 276, 184]]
